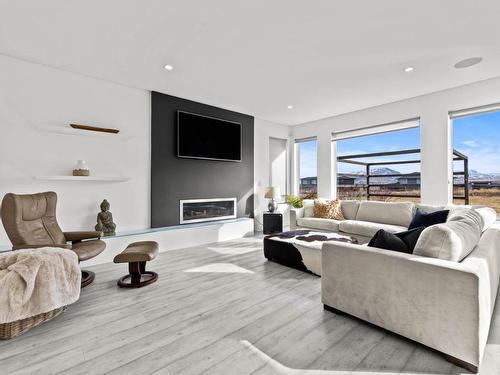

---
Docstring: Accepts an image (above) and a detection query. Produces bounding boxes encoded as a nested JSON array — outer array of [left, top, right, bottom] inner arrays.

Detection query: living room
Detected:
[[1, 1, 500, 374]]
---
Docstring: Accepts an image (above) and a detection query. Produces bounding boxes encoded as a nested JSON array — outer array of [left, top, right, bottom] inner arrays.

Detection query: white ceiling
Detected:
[[1, 0, 500, 125]]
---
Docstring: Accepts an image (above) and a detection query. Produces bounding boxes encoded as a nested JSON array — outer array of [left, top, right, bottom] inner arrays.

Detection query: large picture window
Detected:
[[295, 138, 318, 199], [335, 121, 420, 202], [269, 137, 287, 199], [452, 108, 500, 214]]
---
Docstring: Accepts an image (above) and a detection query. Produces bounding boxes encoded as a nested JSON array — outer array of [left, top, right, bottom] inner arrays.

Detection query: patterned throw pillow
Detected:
[[313, 199, 345, 220]]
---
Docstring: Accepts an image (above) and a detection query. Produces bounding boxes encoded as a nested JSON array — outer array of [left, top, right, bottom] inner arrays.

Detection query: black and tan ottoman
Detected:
[[113, 241, 159, 288]]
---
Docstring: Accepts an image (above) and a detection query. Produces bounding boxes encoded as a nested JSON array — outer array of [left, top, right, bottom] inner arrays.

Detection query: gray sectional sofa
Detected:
[[292, 199, 436, 242], [291, 199, 500, 372]]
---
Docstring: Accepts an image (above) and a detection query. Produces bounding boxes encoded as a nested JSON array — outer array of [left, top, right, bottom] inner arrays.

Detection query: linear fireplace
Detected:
[[180, 198, 237, 224]]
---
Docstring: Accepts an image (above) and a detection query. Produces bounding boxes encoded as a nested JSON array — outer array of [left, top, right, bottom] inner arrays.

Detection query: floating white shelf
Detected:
[[35, 176, 131, 182], [36, 125, 131, 141]]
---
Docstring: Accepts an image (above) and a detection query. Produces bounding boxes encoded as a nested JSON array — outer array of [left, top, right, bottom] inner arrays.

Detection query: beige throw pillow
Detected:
[[313, 199, 345, 220]]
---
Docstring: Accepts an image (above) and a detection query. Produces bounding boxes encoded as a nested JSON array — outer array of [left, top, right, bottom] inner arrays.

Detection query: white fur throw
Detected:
[[0, 247, 81, 324]]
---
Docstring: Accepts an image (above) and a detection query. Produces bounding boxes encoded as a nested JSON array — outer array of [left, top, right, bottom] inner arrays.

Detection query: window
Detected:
[[334, 120, 420, 202], [295, 138, 318, 199], [451, 107, 500, 214], [269, 137, 287, 200]]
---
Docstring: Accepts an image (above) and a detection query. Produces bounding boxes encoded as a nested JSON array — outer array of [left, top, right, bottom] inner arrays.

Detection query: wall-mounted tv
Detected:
[[177, 111, 242, 162]]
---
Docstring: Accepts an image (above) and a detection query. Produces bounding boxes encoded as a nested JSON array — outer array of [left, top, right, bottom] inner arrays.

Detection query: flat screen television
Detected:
[[177, 111, 242, 162]]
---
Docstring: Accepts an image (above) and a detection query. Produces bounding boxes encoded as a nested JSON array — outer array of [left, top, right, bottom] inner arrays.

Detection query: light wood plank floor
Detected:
[[1, 236, 499, 375]]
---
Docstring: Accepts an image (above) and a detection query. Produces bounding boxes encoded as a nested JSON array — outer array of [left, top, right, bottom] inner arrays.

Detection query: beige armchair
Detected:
[[1, 192, 106, 287]]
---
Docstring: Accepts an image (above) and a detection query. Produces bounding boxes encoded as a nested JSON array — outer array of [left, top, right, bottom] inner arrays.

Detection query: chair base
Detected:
[[81, 270, 95, 288], [117, 271, 158, 288]]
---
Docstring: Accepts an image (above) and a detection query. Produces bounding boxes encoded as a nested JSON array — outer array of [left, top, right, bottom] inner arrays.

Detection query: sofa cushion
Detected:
[[474, 207, 497, 231], [355, 201, 414, 227], [313, 199, 344, 220], [413, 208, 483, 262], [340, 200, 360, 220], [303, 199, 315, 218], [368, 226, 426, 254], [414, 203, 446, 213], [296, 217, 341, 231], [445, 204, 472, 215], [339, 220, 407, 238], [408, 209, 449, 230]]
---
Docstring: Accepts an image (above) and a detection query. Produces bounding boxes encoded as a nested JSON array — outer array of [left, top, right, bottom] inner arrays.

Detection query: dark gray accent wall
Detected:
[[151, 91, 254, 227]]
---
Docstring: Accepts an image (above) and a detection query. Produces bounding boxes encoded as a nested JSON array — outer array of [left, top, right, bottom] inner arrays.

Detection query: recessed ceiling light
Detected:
[[404, 66, 414, 72], [287, 105, 293, 109], [454, 57, 482, 69], [163, 64, 174, 71]]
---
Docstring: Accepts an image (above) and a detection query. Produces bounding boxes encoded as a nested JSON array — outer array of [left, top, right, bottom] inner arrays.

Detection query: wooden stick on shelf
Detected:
[[70, 124, 120, 134]]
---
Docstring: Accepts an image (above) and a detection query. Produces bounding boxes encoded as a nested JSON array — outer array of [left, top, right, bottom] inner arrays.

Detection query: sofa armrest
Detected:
[[64, 231, 102, 242], [13, 244, 72, 250], [321, 241, 484, 368], [289, 207, 304, 229]]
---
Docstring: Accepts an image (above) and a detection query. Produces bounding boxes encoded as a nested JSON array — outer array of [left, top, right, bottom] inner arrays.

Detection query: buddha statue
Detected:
[[95, 199, 116, 236]]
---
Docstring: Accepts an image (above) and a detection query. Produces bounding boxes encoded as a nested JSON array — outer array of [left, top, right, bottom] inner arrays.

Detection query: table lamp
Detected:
[[265, 186, 281, 213]]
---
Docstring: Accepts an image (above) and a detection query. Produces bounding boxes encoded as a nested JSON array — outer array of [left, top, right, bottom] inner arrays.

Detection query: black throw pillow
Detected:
[[368, 226, 426, 254], [408, 209, 449, 230]]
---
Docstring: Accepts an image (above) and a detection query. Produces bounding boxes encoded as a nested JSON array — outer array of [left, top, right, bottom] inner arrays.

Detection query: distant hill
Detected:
[[468, 170, 500, 181], [371, 167, 400, 175], [345, 167, 500, 184]]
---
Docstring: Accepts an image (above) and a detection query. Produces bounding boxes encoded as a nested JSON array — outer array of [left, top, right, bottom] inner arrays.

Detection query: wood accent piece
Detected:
[[70, 124, 119, 134], [0, 307, 64, 340], [117, 261, 158, 288], [81, 270, 95, 288]]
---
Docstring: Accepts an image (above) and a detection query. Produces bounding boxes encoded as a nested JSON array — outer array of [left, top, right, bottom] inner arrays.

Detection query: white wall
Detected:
[[292, 76, 500, 205], [0, 55, 151, 245], [253, 118, 291, 231], [0, 56, 290, 243]]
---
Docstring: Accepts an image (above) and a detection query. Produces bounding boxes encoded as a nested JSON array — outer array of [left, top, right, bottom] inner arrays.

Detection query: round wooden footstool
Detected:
[[113, 241, 159, 288]]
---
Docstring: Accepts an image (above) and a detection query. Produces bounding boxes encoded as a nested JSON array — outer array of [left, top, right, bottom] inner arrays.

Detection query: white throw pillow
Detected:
[[413, 208, 482, 262], [303, 199, 315, 218]]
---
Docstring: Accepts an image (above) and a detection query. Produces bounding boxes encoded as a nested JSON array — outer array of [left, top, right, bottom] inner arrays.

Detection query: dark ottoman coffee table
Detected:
[[264, 230, 357, 276]]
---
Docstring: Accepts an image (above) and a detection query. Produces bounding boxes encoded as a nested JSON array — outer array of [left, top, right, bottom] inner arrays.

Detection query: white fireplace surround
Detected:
[[180, 198, 237, 224]]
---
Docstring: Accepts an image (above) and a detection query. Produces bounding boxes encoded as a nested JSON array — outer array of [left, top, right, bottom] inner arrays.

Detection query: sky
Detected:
[[453, 111, 500, 174], [298, 111, 500, 178]]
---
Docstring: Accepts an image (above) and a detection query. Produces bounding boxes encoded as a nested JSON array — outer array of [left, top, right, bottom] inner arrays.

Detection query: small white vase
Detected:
[[75, 160, 89, 170]]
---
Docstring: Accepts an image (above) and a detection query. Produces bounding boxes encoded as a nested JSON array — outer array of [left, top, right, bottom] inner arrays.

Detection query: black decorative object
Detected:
[[263, 213, 283, 234], [408, 209, 449, 230], [368, 227, 425, 253], [177, 111, 242, 162]]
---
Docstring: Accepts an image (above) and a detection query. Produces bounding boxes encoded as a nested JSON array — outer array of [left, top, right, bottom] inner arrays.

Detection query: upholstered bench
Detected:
[[113, 241, 159, 288]]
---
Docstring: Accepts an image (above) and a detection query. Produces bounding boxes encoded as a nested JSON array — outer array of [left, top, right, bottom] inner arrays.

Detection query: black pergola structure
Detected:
[[337, 148, 469, 203]]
